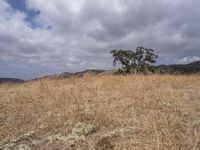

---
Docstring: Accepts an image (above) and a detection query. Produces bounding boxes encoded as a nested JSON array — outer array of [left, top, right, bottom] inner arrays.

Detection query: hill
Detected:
[[1, 75, 200, 149], [32, 69, 107, 80], [157, 61, 200, 74], [0, 78, 24, 84], [55, 61, 200, 78], [59, 69, 105, 77], [6, 61, 199, 82]]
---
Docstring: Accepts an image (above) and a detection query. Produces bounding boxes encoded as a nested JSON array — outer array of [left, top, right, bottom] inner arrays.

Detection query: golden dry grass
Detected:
[[0, 75, 200, 149]]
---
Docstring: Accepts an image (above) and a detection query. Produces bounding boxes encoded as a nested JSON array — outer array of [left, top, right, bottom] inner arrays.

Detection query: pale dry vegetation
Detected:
[[0, 75, 200, 150]]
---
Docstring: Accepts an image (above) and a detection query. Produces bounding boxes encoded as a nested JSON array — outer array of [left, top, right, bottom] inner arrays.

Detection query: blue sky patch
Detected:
[[7, 0, 40, 28]]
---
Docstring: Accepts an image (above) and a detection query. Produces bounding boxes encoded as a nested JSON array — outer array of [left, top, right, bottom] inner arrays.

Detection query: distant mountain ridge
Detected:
[[36, 69, 106, 79], [157, 61, 200, 74], [0, 78, 24, 84], [61, 69, 105, 77], [37, 61, 200, 80], [1, 61, 200, 83]]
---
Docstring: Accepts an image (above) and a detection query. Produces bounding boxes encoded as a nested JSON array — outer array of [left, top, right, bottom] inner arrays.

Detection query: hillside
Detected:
[[61, 69, 105, 77], [39, 61, 200, 80], [0, 78, 24, 84], [31, 69, 107, 80], [157, 61, 200, 74], [2, 60, 199, 83], [27, 61, 200, 82], [0, 75, 200, 149]]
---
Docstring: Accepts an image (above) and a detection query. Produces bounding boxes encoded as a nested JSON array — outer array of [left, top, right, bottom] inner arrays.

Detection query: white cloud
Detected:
[[177, 56, 200, 64], [0, 0, 200, 79]]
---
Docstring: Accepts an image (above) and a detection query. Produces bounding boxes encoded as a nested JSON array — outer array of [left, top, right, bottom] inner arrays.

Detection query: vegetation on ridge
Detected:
[[111, 47, 158, 74]]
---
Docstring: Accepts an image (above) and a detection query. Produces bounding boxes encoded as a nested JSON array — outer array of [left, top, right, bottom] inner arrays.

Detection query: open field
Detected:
[[0, 75, 200, 150]]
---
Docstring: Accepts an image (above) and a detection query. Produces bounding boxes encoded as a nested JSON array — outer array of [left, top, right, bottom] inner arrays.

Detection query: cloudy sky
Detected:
[[0, 0, 200, 79]]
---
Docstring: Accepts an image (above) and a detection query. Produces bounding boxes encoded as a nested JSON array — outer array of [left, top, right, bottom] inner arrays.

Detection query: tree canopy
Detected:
[[111, 47, 158, 74]]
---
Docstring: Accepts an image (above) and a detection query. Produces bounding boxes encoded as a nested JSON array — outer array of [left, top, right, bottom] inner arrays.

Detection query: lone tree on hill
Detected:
[[110, 47, 158, 74]]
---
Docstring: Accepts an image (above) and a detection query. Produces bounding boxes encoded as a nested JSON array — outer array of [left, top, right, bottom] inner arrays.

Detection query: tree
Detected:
[[110, 47, 158, 74]]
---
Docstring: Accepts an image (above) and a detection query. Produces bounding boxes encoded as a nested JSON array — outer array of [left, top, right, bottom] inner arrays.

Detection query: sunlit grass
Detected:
[[0, 74, 200, 149]]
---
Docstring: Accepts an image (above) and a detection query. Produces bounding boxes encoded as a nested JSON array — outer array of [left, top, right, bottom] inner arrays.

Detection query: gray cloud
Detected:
[[0, 0, 200, 79]]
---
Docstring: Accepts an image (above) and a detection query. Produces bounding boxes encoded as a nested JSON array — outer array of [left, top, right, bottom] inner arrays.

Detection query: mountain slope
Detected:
[[62, 69, 105, 77], [157, 61, 200, 74], [33, 61, 200, 81], [0, 78, 24, 84]]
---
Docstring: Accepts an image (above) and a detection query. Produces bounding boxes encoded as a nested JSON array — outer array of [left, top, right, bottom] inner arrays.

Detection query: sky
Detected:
[[0, 0, 200, 79]]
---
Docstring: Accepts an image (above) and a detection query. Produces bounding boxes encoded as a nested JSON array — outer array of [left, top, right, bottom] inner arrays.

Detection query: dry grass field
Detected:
[[0, 75, 200, 150]]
